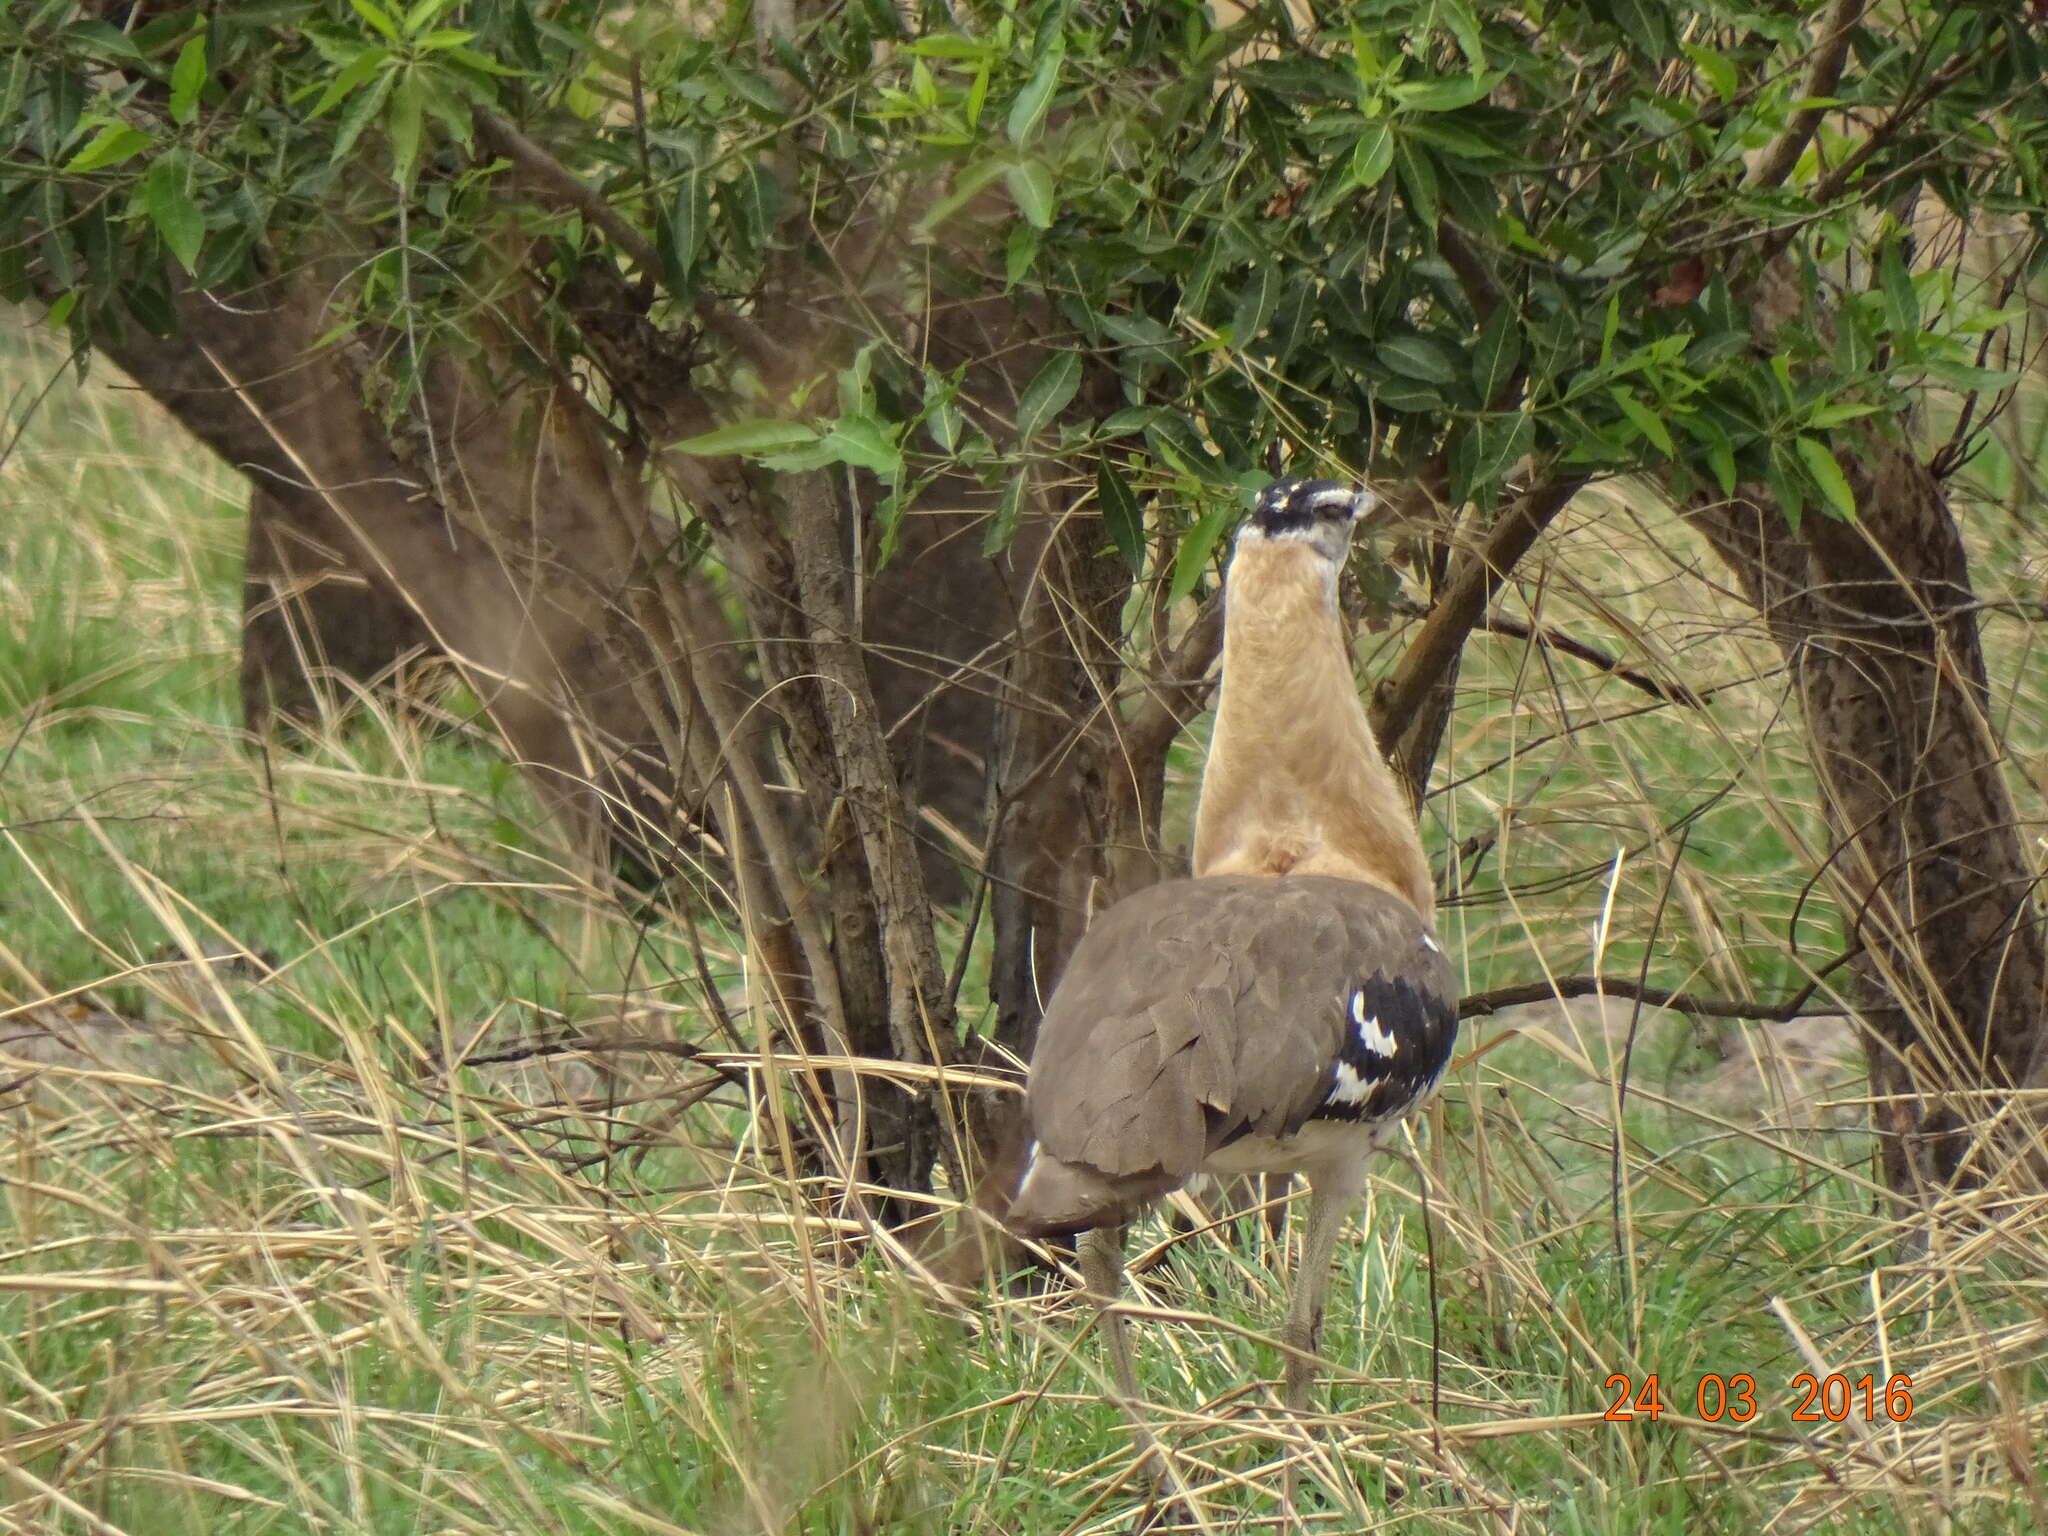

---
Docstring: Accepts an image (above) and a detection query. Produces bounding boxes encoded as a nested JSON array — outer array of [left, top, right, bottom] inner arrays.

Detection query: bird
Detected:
[[1005, 476, 1457, 1486]]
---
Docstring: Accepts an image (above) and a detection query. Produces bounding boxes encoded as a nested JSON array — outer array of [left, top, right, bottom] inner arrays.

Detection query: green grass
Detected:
[[4, 308, 2046, 1535]]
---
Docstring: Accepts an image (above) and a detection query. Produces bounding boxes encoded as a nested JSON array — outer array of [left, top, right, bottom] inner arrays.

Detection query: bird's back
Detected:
[[1009, 874, 1456, 1237]]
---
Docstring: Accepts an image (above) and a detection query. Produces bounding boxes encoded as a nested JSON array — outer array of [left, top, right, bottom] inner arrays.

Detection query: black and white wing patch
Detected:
[[1312, 962, 1458, 1127]]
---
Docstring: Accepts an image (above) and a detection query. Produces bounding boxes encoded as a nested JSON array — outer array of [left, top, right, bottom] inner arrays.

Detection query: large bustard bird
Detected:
[[1007, 477, 1457, 1462]]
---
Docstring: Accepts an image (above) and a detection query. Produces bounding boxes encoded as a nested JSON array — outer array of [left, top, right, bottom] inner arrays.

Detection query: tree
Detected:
[[6, 0, 2046, 1213]]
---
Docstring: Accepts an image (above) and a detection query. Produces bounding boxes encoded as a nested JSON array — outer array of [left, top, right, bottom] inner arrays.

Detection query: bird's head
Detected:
[[1239, 478, 1379, 565]]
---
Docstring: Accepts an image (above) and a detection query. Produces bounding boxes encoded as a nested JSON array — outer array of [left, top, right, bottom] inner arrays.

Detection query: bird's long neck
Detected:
[[1191, 536, 1435, 917]]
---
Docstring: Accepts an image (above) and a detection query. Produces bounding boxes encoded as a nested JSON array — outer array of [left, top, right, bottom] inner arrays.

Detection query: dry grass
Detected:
[[3, 307, 2046, 1534]]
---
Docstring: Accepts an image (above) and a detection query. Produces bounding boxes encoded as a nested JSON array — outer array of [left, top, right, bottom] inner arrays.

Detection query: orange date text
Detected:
[[1601, 1372, 1914, 1423]]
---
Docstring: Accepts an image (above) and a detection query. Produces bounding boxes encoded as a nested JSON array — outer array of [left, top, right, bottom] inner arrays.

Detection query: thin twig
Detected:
[[1459, 975, 1839, 1023], [474, 109, 662, 277], [1373, 475, 1586, 742], [1396, 597, 1704, 706]]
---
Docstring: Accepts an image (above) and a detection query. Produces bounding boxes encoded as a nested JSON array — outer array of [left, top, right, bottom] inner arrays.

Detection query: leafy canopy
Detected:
[[5, 0, 2046, 563]]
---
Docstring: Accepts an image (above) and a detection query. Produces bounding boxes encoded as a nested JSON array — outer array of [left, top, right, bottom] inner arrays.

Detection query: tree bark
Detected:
[[1689, 446, 2048, 1195], [240, 484, 434, 728], [87, 269, 690, 868]]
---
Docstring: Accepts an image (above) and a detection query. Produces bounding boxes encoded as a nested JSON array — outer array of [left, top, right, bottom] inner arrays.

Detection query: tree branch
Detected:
[[475, 108, 786, 376], [1372, 475, 1584, 746], [475, 109, 662, 276], [1751, 51, 1983, 271], [1438, 218, 1505, 325], [1744, 0, 1867, 193], [1459, 975, 1836, 1023], [1400, 599, 1704, 707], [1125, 594, 1225, 762], [783, 475, 957, 1068]]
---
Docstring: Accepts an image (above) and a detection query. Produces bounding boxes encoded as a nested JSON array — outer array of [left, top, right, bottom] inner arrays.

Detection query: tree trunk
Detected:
[[88, 269, 691, 869], [240, 485, 434, 728], [1689, 445, 2048, 1195]]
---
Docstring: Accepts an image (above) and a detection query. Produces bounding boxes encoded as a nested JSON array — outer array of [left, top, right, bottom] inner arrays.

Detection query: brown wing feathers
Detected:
[[1008, 874, 1455, 1237]]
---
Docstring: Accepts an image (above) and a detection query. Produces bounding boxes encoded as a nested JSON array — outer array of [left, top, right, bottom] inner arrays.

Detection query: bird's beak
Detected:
[[1351, 486, 1390, 530]]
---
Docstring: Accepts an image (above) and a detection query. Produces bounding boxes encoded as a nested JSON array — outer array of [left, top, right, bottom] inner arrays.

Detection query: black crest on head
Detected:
[[1251, 478, 1360, 536]]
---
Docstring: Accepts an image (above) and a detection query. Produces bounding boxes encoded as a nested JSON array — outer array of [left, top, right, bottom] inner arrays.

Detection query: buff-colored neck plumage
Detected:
[[1191, 532, 1435, 918]]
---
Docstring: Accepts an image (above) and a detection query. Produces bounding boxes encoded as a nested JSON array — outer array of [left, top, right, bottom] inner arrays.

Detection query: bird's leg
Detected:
[[1078, 1224, 1166, 1482], [1278, 1170, 1366, 1499], [1259, 1171, 1292, 1240]]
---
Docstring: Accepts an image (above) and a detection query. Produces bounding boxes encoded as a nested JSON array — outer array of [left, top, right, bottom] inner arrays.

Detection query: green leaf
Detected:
[[1795, 436, 1857, 519], [1604, 0, 1677, 59], [1706, 441, 1737, 497], [1767, 444, 1806, 531], [1097, 459, 1144, 575], [923, 371, 962, 453], [305, 28, 374, 69], [665, 172, 709, 294], [1881, 243, 1919, 336], [1347, 121, 1395, 190], [405, 0, 460, 35], [964, 62, 990, 128], [1389, 70, 1501, 112], [822, 414, 902, 475], [0, 233, 28, 305], [63, 122, 151, 173], [1680, 413, 1740, 497], [135, 159, 203, 274], [1004, 223, 1038, 287], [1379, 334, 1460, 385], [759, 439, 842, 473], [1684, 44, 1737, 102], [63, 21, 145, 65], [1471, 304, 1522, 405], [1404, 117, 1505, 165], [443, 44, 521, 78], [1006, 44, 1062, 146], [1609, 388, 1673, 454], [1918, 360, 2021, 392], [1004, 160, 1055, 229], [351, 0, 401, 43], [1231, 266, 1279, 343], [1168, 501, 1231, 604], [310, 46, 387, 117], [1372, 376, 1445, 412], [1145, 412, 1222, 479], [907, 35, 992, 60], [1015, 351, 1081, 442], [386, 69, 423, 188], [1806, 401, 1881, 429], [1439, 0, 1487, 67], [1451, 411, 1534, 510], [914, 158, 1008, 239], [1101, 405, 1161, 437], [1394, 140, 1439, 229], [982, 473, 1026, 555], [418, 74, 475, 145], [330, 69, 394, 162], [169, 33, 208, 125], [673, 419, 821, 457]]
